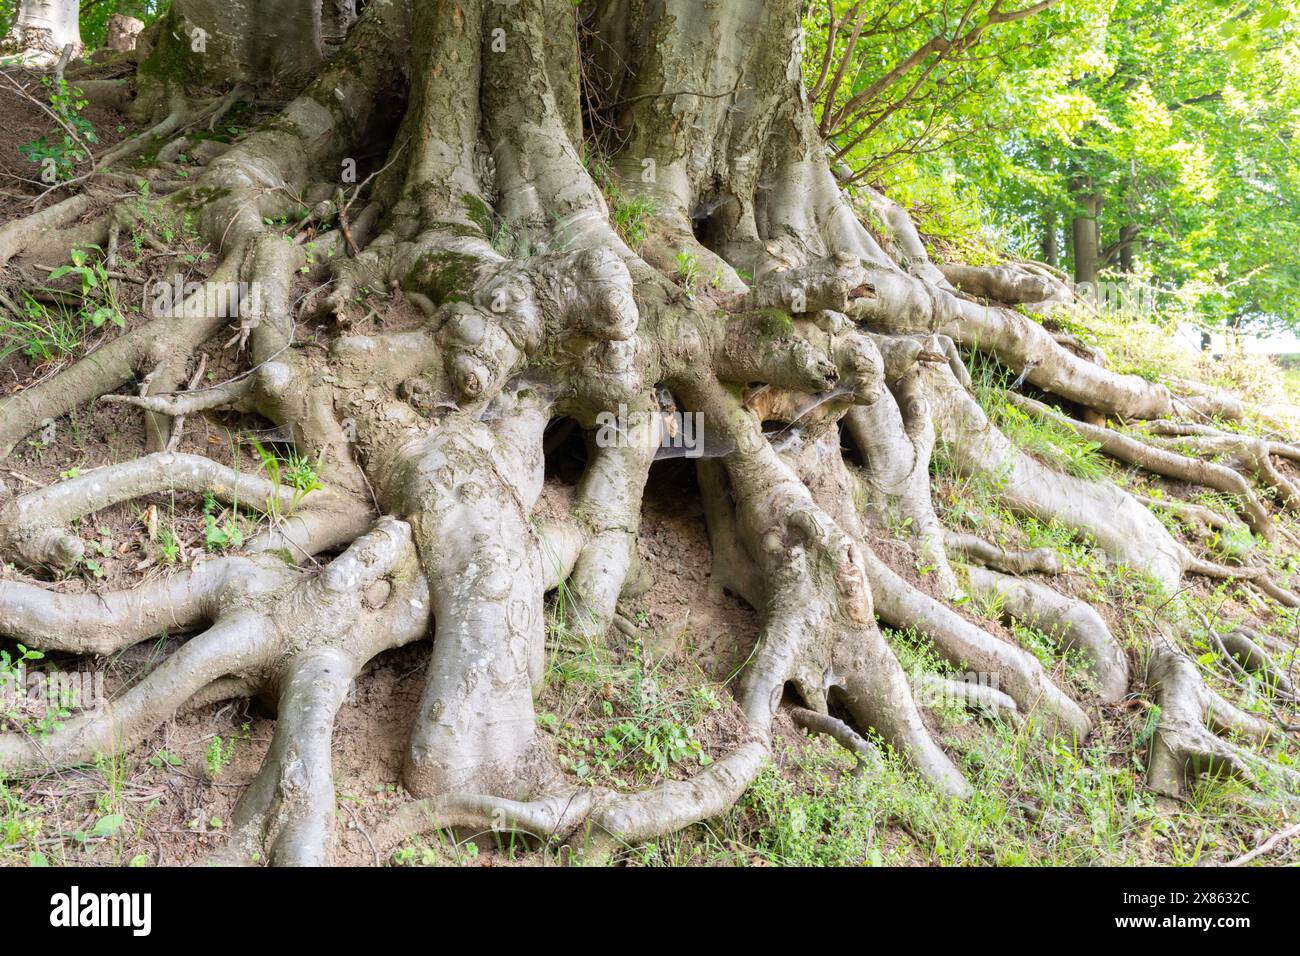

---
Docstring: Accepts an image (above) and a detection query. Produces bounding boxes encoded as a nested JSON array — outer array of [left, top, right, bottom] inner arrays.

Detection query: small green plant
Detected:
[[252, 441, 323, 518], [157, 525, 181, 564], [612, 194, 656, 249], [202, 493, 244, 552], [284, 450, 324, 504], [205, 736, 238, 778], [0, 644, 43, 722], [19, 75, 97, 183], [47, 245, 125, 331], [147, 749, 183, 769], [675, 251, 702, 299]]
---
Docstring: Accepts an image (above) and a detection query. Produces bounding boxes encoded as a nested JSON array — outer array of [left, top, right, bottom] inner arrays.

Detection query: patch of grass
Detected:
[[0, 779, 43, 866], [611, 193, 656, 250], [963, 352, 1110, 480], [542, 621, 720, 785], [582, 148, 657, 250], [0, 293, 84, 363], [675, 251, 702, 299], [633, 702, 1296, 867]]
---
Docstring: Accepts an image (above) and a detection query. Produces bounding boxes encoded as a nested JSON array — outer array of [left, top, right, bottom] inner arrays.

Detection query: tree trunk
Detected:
[[146, 0, 324, 90], [1071, 186, 1101, 288], [1042, 209, 1059, 268], [3, 0, 81, 58], [1117, 224, 1139, 273]]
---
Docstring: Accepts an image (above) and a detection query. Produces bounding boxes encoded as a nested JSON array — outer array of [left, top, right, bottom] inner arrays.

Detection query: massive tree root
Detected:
[[0, 0, 1296, 865]]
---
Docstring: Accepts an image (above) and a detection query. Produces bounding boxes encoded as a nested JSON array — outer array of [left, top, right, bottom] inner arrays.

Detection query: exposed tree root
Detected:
[[944, 530, 1064, 575], [963, 565, 1128, 703], [1146, 644, 1300, 798]]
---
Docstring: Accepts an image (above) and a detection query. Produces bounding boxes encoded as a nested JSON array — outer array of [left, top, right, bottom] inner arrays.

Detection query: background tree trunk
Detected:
[[1071, 187, 1101, 287], [1042, 209, 1059, 268], [1118, 224, 1139, 273], [4, 0, 81, 56]]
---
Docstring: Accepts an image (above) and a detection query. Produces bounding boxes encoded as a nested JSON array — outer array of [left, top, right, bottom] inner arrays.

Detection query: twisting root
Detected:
[[1006, 392, 1275, 540], [914, 673, 1022, 721], [1146, 644, 1300, 798], [844, 331, 958, 596], [0, 612, 276, 776], [0, 555, 288, 655], [864, 551, 1090, 738], [944, 531, 1064, 575], [1218, 630, 1297, 699], [789, 707, 879, 775], [211, 647, 358, 867], [1147, 433, 1300, 512], [0, 453, 325, 570], [920, 358, 1190, 589], [0, 517, 419, 798], [963, 565, 1128, 702]]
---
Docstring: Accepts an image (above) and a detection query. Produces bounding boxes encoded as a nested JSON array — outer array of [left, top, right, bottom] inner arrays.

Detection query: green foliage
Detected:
[[966, 350, 1111, 479], [611, 193, 656, 250], [674, 251, 702, 299], [0, 293, 84, 362], [201, 493, 243, 552], [78, 1, 168, 49], [0, 244, 131, 363], [541, 608, 722, 787], [48, 245, 124, 329], [20, 75, 96, 182], [584, 149, 658, 249], [251, 441, 323, 519], [805, 0, 1300, 331], [204, 735, 237, 779]]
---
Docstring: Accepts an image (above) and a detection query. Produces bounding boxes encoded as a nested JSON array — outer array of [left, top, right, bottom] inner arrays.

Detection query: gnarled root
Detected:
[[944, 531, 1064, 575], [0, 453, 317, 570], [1146, 645, 1299, 797], [1006, 392, 1275, 541], [0, 518, 418, 790], [963, 565, 1129, 702]]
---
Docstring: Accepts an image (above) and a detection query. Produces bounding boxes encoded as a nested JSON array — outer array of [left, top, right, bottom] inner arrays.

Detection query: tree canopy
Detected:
[[804, 0, 1300, 331]]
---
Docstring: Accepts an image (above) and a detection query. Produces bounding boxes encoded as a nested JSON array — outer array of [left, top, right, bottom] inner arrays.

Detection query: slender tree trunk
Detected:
[[1118, 224, 1139, 273], [1071, 186, 1101, 287], [1042, 209, 1059, 268]]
